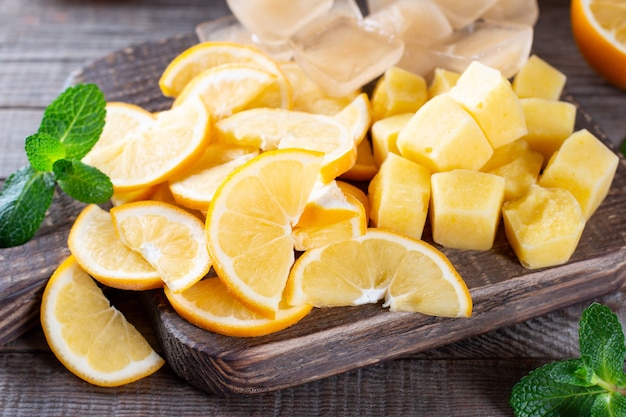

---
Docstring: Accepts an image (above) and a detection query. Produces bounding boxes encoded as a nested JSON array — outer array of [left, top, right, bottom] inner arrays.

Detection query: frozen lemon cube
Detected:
[[428, 68, 461, 99], [396, 93, 493, 172], [512, 55, 567, 100], [503, 185, 585, 269], [449, 61, 527, 149], [368, 153, 431, 240], [370, 112, 413, 166], [430, 170, 505, 251], [519, 98, 576, 163], [481, 139, 543, 202], [371, 66, 428, 121], [538, 129, 619, 219]]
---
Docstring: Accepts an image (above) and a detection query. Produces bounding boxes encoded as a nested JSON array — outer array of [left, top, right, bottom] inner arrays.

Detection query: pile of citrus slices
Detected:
[[41, 41, 472, 387]]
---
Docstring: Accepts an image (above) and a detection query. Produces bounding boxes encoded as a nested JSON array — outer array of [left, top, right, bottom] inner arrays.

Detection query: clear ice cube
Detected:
[[290, 15, 404, 97]]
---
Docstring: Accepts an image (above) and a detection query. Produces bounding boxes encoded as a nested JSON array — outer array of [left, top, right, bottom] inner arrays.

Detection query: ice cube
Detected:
[[195, 15, 293, 61], [366, 0, 396, 14], [429, 20, 533, 79], [431, 0, 499, 29], [328, 0, 364, 20], [290, 15, 404, 97], [365, 0, 453, 45], [225, 0, 334, 44], [482, 0, 539, 26]]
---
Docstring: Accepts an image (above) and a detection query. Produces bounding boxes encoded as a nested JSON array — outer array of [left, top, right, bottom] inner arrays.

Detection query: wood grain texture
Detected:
[[62, 34, 626, 395]]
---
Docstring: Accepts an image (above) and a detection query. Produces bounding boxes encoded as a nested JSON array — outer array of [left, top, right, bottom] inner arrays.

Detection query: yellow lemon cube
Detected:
[[430, 170, 505, 251], [502, 185, 585, 269], [481, 139, 544, 202], [449, 61, 527, 149], [368, 153, 431, 240], [396, 93, 493, 172], [428, 68, 461, 99], [512, 55, 567, 101], [519, 98, 576, 163], [538, 129, 619, 219], [371, 66, 428, 121], [370, 112, 413, 166]]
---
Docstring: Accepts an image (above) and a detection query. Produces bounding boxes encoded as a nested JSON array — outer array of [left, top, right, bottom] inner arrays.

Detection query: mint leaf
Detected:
[[510, 303, 626, 417], [25, 133, 66, 172], [38, 83, 106, 160], [0, 165, 55, 247], [591, 392, 626, 417], [510, 360, 602, 417], [580, 303, 626, 386], [53, 159, 113, 204], [550, 358, 595, 387]]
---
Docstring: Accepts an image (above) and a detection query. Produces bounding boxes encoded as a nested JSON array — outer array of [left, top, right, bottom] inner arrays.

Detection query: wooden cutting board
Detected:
[[1, 33, 625, 395]]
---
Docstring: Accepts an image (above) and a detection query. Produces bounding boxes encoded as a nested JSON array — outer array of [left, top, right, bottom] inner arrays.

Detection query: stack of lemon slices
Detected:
[[42, 41, 472, 388]]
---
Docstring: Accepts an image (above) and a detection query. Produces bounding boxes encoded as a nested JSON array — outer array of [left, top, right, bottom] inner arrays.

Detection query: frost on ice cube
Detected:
[[290, 15, 404, 97]]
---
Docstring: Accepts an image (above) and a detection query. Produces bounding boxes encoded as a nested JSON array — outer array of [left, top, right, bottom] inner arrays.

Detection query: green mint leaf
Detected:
[[620, 137, 625, 157], [510, 360, 603, 417], [0, 165, 55, 248], [579, 303, 626, 386], [38, 83, 106, 160], [590, 392, 626, 417], [53, 159, 113, 204], [24, 133, 66, 172], [550, 358, 595, 387]]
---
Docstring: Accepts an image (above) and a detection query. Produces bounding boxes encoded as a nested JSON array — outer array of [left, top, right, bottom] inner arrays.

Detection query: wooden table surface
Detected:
[[1, 0, 625, 415]]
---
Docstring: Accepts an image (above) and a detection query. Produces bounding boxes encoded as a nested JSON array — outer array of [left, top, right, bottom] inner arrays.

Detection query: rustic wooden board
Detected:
[[1, 32, 625, 395]]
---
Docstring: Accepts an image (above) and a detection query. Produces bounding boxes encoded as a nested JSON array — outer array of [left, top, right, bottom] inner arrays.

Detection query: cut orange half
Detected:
[[68, 204, 162, 291], [286, 228, 472, 318], [164, 276, 312, 337], [110, 200, 211, 293], [571, 0, 626, 89], [205, 149, 324, 318], [41, 256, 164, 387]]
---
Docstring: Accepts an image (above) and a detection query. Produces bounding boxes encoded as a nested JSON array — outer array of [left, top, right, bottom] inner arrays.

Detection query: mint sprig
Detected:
[[510, 302, 626, 416], [0, 83, 111, 248]]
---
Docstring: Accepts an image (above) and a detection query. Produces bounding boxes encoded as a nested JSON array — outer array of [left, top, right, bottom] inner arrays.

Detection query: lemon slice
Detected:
[[68, 204, 162, 290], [205, 149, 324, 318], [286, 228, 473, 318], [110, 200, 211, 293], [292, 180, 367, 251], [159, 41, 290, 99], [214, 107, 356, 183], [41, 256, 164, 387], [172, 63, 292, 118], [83, 97, 211, 192], [164, 276, 312, 337]]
